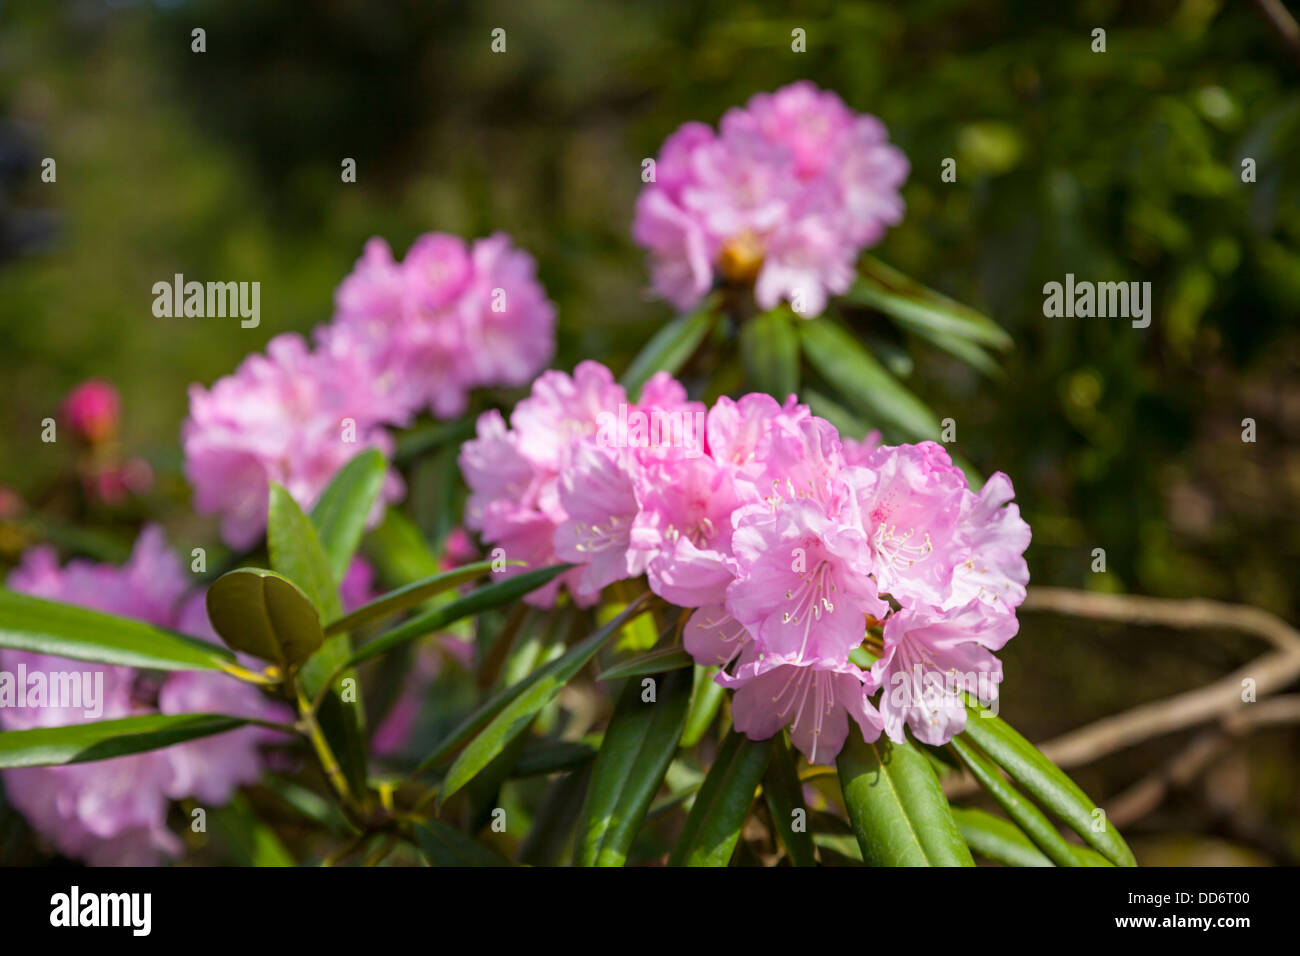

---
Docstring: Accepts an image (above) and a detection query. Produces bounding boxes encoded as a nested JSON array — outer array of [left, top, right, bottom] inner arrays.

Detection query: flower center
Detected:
[[719, 231, 765, 282]]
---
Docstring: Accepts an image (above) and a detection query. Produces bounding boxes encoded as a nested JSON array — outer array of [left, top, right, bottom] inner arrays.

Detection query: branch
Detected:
[[944, 587, 1300, 800]]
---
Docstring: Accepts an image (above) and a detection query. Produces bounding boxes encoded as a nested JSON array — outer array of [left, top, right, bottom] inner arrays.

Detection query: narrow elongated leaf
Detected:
[[577, 667, 691, 866], [206, 568, 324, 668], [394, 418, 475, 465], [595, 645, 693, 681], [512, 739, 597, 778], [269, 484, 366, 797], [621, 297, 717, 398], [440, 596, 650, 802], [762, 733, 818, 867], [669, 729, 770, 866], [950, 734, 1079, 867], [958, 704, 1136, 866], [412, 618, 568, 777], [802, 318, 940, 443], [310, 449, 388, 584], [951, 807, 1052, 867], [953, 806, 1110, 867], [412, 820, 511, 867], [740, 308, 800, 399], [345, 565, 572, 669], [0, 713, 260, 768], [849, 258, 1013, 350], [836, 734, 974, 867], [0, 589, 235, 672], [325, 560, 499, 636], [519, 765, 592, 866], [680, 666, 725, 749], [268, 484, 343, 623], [364, 508, 442, 585]]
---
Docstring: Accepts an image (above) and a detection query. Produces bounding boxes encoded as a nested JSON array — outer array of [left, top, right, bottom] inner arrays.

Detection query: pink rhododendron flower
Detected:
[[61, 380, 120, 444], [726, 496, 887, 665], [458, 360, 1031, 759], [848, 441, 968, 607], [723, 650, 883, 765], [0, 527, 294, 865], [183, 332, 404, 549], [872, 599, 1018, 746], [323, 232, 556, 420], [633, 81, 908, 317]]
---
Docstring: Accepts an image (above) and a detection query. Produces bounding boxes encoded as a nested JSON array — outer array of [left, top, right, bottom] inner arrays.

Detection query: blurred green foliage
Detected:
[[1, 0, 1298, 860]]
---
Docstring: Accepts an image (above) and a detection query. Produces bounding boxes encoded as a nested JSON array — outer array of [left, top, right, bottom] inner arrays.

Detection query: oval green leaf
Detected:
[[836, 733, 974, 867], [206, 568, 325, 669]]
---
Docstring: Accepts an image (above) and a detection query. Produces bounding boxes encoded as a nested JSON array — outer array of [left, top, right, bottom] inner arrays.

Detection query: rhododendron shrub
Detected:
[[0, 86, 1135, 870]]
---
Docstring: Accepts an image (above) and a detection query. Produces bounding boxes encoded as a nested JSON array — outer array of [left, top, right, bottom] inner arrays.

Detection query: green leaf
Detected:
[[595, 645, 693, 681], [669, 729, 770, 866], [267, 483, 343, 623], [206, 568, 324, 669], [439, 596, 650, 803], [519, 765, 592, 866], [620, 296, 718, 398], [0, 713, 263, 768], [411, 820, 511, 867], [309, 449, 388, 585], [848, 258, 1013, 351], [364, 508, 442, 585], [325, 560, 500, 636], [836, 734, 974, 867], [512, 739, 597, 778], [950, 734, 1080, 867], [951, 807, 1052, 867], [393, 418, 475, 465], [209, 793, 296, 866], [958, 703, 1136, 866], [576, 667, 692, 866], [344, 565, 572, 669], [0, 589, 236, 672], [740, 308, 800, 399], [762, 733, 818, 867], [269, 484, 367, 798], [801, 318, 940, 443], [679, 665, 725, 749]]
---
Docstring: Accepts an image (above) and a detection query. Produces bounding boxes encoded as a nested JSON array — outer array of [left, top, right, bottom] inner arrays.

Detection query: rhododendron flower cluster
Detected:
[[0, 527, 375, 865], [461, 361, 1029, 764], [184, 232, 555, 548], [632, 81, 909, 317]]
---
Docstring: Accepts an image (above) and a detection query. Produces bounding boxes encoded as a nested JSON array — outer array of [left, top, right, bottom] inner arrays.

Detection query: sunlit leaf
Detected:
[[0, 589, 236, 673]]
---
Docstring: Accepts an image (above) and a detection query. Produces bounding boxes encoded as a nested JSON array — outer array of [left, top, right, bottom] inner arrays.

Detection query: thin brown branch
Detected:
[[944, 588, 1300, 801], [1253, 0, 1300, 67]]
